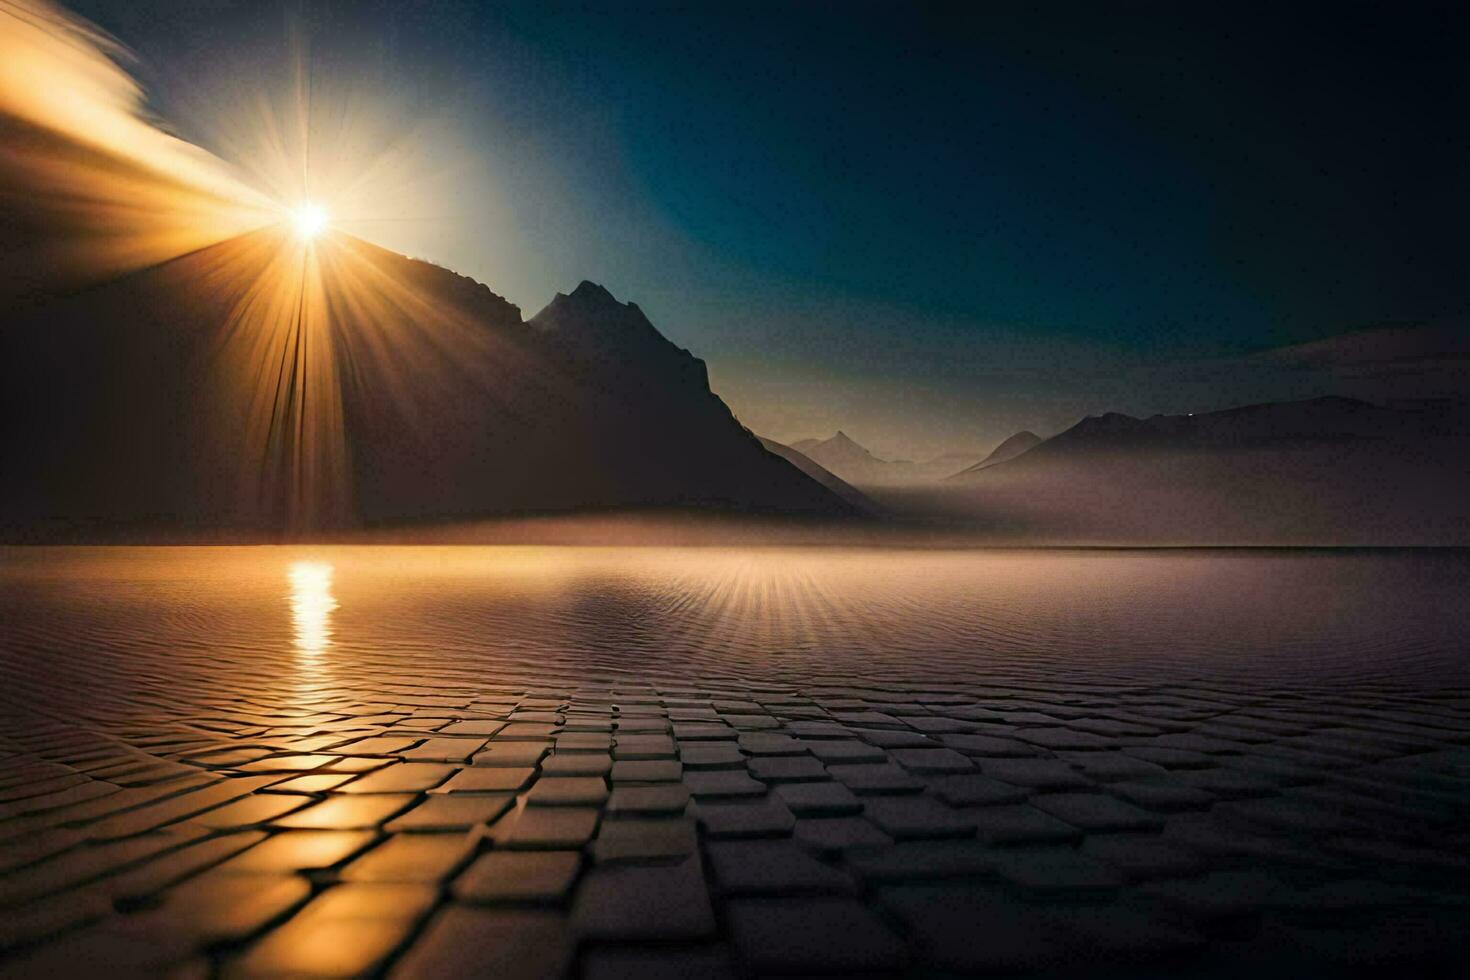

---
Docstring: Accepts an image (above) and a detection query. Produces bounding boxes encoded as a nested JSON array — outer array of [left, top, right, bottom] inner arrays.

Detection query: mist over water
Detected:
[[2, 547, 1466, 731]]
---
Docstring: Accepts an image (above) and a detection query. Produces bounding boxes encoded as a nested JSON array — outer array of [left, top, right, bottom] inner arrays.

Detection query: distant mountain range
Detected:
[[786, 432, 982, 487], [952, 430, 1041, 476], [895, 396, 1470, 544], [0, 232, 855, 537]]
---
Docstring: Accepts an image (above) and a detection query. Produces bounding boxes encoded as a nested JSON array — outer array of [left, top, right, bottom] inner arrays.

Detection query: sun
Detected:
[[290, 203, 328, 240]]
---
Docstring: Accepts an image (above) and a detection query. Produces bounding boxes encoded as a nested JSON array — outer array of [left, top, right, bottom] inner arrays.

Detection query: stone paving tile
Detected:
[[605, 783, 691, 816], [5, 637, 1470, 976], [524, 776, 609, 807], [438, 720, 505, 737], [725, 896, 909, 974], [491, 805, 601, 849], [979, 757, 1095, 789], [612, 735, 676, 759], [190, 793, 310, 829], [573, 854, 715, 940], [334, 762, 455, 794], [929, 772, 1029, 806], [773, 780, 862, 815], [793, 816, 894, 854], [388, 793, 514, 834], [747, 755, 828, 782], [470, 742, 550, 767], [540, 752, 612, 776], [677, 743, 747, 768], [341, 833, 476, 882], [390, 906, 574, 978], [398, 737, 487, 762], [216, 830, 375, 873], [1030, 791, 1166, 831], [608, 759, 682, 782], [224, 883, 436, 976], [453, 850, 582, 904], [331, 736, 421, 757], [271, 793, 415, 830], [267, 772, 356, 793], [695, 797, 797, 839], [683, 769, 767, 798], [844, 839, 996, 881], [707, 840, 857, 895], [801, 739, 887, 764], [970, 803, 1084, 845], [152, 870, 313, 941], [436, 766, 535, 793], [826, 762, 926, 793], [859, 795, 978, 839]]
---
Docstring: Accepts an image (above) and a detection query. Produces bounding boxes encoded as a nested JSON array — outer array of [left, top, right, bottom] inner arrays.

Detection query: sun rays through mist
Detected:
[[0, 0, 500, 533]]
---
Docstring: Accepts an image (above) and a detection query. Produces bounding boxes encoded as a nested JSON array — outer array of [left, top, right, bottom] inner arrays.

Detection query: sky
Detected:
[[66, 0, 1469, 458]]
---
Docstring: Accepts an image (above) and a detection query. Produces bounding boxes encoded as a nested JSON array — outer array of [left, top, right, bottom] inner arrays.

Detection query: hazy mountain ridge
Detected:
[[906, 395, 1470, 544], [791, 431, 982, 487], [952, 430, 1042, 477]]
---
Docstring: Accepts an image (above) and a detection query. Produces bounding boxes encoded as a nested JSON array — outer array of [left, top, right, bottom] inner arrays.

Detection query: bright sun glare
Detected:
[[291, 203, 328, 240]]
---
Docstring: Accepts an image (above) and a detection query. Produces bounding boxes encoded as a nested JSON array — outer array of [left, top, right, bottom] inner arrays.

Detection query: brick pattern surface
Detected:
[[3, 634, 1470, 974]]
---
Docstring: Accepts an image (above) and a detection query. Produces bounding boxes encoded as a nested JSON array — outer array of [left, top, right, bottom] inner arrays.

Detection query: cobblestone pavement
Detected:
[[2, 548, 1469, 977]]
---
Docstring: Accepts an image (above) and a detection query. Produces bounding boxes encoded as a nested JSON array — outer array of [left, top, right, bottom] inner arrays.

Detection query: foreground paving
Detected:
[[3, 672, 1469, 977]]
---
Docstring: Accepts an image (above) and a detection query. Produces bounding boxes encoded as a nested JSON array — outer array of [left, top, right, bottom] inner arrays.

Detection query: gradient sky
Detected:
[[69, 0, 1468, 458]]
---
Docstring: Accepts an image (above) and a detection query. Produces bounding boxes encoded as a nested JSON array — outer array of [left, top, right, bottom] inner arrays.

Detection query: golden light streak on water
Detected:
[[287, 560, 337, 655]]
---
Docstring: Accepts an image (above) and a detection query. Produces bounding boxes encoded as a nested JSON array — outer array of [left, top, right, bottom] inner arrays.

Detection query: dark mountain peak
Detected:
[[568, 280, 618, 305], [0, 235, 856, 533], [528, 280, 705, 391], [531, 281, 659, 339]]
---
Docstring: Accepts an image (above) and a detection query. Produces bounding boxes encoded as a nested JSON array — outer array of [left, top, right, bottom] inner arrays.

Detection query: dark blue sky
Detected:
[[75, 1, 1469, 455]]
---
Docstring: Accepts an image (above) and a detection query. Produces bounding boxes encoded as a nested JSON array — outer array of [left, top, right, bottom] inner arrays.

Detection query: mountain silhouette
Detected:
[[953, 430, 1042, 476], [757, 438, 874, 512], [790, 431, 980, 487], [0, 229, 854, 538], [922, 396, 1470, 544]]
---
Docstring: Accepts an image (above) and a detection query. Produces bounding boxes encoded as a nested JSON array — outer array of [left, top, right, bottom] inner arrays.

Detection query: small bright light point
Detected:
[[291, 203, 328, 240]]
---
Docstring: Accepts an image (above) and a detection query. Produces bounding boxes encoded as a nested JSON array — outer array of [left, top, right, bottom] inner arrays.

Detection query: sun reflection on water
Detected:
[[288, 561, 338, 654]]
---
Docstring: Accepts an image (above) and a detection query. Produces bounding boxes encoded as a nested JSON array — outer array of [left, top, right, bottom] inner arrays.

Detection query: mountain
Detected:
[[0, 230, 855, 538], [921, 396, 1470, 544], [790, 431, 981, 487], [757, 438, 874, 512], [953, 430, 1041, 476]]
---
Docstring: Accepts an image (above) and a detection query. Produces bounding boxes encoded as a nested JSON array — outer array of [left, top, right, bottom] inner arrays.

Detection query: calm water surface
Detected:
[[2, 547, 1467, 728]]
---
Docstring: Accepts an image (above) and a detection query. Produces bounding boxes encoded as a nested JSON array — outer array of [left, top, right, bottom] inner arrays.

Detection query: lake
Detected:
[[2, 547, 1466, 726], [4, 546, 1470, 975]]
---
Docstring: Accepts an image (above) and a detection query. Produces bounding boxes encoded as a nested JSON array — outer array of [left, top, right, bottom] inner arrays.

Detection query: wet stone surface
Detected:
[[3, 677, 1469, 977], [3, 551, 1470, 975]]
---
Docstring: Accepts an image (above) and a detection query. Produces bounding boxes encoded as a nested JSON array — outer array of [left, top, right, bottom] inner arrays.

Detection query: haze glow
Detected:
[[292, 203, 329, 240]]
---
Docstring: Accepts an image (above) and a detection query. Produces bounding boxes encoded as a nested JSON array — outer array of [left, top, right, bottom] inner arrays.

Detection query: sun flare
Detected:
[[291, 203, 328, 240]]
